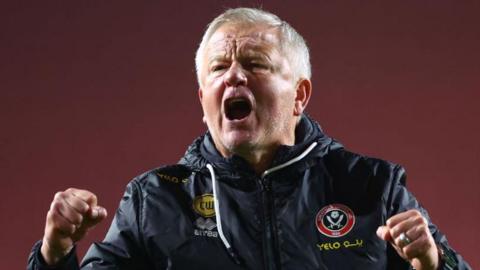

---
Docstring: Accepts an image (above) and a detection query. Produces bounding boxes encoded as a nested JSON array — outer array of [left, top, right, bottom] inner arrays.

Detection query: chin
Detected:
[[222, 134, 256, 155]]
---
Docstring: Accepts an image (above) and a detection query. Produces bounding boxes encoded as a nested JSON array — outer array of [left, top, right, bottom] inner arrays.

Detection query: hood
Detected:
[[178, 114, 343, 175]]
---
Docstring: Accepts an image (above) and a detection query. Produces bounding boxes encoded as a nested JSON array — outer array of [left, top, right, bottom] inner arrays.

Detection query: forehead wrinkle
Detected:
[[205, 26, 282, 65], [236, 32, 280, 58], [206, 36, 238, 63], [237, 45, 273, 61]]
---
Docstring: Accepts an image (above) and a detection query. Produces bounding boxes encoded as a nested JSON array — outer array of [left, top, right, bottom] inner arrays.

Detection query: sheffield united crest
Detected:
[[316, 204, 355, 238]]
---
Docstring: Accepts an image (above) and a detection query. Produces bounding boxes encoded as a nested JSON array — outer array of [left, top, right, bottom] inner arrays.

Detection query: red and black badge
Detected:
[[316, 204, 355, 238]]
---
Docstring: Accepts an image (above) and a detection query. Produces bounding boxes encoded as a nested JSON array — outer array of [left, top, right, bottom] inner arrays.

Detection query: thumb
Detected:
[[88, 206, 108, 223], [70, 206, 108, 242], [376, 225, 392, 241]]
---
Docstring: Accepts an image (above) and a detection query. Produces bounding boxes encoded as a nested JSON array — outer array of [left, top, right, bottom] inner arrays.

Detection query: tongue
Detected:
[[226, 101, 251, 120]]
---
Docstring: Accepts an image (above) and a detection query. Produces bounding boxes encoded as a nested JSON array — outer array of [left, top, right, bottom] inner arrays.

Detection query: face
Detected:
[[198, 23, 310, 159]]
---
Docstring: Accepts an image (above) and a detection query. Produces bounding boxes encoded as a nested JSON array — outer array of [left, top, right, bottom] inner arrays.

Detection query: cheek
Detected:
[[205, 74, 226, 90], [266, 90, 296, 113], [255, 98, 288, 125], [202, 101, 217, 119], [201, 92, 222, 121]]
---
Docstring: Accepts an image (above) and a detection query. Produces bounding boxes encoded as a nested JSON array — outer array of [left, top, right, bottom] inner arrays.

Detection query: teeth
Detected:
[[225, 97, 249, 108], [229, 97, 246, 104]]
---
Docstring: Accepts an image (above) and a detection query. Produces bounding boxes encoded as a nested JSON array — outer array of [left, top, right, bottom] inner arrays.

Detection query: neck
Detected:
[[216, 139, 293, 175], [212, 120, 299, 174], [239, 146, 278, 175]]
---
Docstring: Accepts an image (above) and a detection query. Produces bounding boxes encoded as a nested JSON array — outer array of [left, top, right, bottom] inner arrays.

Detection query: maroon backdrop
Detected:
[[1, 1, 478, 269]]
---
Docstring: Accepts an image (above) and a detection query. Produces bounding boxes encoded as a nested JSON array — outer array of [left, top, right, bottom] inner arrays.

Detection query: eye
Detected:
[[211, 64, 228, 72], [247, 62, 270, 72]]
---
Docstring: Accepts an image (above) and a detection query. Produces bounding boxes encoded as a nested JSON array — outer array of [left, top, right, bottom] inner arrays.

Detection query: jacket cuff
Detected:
[[32, 240, 79, 270], [437, 242, 459, 270]]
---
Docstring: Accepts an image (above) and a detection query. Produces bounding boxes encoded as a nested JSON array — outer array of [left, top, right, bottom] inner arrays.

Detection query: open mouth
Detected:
[[225, 98, 252, 120]]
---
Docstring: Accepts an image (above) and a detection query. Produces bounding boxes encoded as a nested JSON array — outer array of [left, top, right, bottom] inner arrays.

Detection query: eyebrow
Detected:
[[207, 50, 271, 65]]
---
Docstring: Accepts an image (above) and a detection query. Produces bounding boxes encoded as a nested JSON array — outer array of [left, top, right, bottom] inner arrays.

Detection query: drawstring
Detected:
[[205, 141, 318, 266], [262, 142, 318, 178], [206, 163, 242, 265]]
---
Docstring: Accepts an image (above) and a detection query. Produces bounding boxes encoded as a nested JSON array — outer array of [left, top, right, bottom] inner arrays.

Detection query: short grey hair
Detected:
[[195, 7, 311, 86]]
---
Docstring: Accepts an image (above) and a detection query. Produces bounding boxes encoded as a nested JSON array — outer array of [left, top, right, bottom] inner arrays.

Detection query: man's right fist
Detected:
[[40, 188, 107, 265]]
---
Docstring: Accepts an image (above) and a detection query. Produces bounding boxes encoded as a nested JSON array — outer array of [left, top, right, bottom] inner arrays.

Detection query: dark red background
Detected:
[[1, 1, 478, 269]]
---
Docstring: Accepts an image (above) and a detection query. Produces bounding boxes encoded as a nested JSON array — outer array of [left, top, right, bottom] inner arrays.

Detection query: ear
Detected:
[[198, 88, 203, 102], [293, 79, 312, 116], [198, 88, 207, 124]]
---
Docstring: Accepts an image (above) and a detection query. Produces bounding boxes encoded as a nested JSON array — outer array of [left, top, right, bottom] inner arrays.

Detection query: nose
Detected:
[[223, 62, 247, 87]]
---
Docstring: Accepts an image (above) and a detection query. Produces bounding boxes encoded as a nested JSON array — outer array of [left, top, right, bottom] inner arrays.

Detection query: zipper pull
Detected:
[[259, 178, 270, 191]]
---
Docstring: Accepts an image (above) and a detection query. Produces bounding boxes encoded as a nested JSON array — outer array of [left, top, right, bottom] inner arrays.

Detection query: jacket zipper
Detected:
[[259, 176, 280, 270], [255, 142, 318, 270]]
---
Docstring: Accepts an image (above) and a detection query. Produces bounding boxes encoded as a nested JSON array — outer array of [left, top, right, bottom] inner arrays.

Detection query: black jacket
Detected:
[[28, 115, 470, 269]]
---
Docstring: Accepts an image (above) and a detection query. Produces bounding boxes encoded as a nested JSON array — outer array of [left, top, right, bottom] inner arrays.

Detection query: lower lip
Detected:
[[224, 112, 252, 125]]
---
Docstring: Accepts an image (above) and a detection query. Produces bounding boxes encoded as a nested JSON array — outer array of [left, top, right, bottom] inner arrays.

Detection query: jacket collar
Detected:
[[179, 114, 341, 178]]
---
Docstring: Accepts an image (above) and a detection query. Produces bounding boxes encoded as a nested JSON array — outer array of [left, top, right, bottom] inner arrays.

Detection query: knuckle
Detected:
[[391, 228, 400, 238], [420, 216, 428, 226], [68, 224, 77, 235], [394, 238, 402, 247], [53, 191, 64, 200], [410, 209, 421, 217], [51, 200, 63, 211], [76, 202, 89, 213], [411, 216, 423, 227], [75, 214, 84, 225], [386, 218, 393, 227]]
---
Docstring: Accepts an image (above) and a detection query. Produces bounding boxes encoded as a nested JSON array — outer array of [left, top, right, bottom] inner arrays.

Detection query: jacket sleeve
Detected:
[[27, 240, 80, 270], [79, 180, 152, 269], [386, 165, 472, 270], [26, 180, 152, 270]]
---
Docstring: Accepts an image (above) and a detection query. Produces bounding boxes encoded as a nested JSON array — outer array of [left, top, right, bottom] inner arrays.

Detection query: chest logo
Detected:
[[316, 204, 355, 238], [193, 194, 215, 217], [194, 217, 218, 238]]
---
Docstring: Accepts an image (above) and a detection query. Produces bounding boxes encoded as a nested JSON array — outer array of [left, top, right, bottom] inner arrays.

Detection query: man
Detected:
[[28, 7, 470, 270]]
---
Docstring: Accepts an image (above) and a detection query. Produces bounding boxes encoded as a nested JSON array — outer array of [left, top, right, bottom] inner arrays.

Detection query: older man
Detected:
[[28, 8, 470, 270]]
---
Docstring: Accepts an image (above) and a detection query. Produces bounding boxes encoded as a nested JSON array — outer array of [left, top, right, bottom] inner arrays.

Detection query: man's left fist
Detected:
[[376, 209, 440, 270]]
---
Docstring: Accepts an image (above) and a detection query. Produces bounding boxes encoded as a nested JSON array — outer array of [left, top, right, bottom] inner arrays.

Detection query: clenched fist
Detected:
[[41, 188, 107, 265], [377, 209, 439, 270]]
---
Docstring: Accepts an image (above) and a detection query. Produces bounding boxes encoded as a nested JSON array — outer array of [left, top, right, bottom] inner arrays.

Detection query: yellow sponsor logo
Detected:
[[193, 194, 215, 217], [316, 239, 364, 251], [157, 173, 188, 184]]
